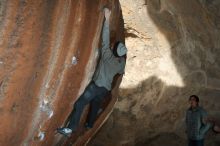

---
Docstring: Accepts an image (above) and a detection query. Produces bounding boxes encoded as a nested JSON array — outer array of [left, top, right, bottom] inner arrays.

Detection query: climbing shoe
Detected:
[[57, 127, 72, 137]]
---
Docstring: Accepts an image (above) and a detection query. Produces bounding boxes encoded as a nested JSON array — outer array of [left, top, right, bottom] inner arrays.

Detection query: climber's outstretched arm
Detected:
[[101, 8, 112, 59]]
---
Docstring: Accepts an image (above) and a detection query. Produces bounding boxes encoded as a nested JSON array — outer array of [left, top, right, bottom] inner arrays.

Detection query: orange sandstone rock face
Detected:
[[0, 0, 124, 145]]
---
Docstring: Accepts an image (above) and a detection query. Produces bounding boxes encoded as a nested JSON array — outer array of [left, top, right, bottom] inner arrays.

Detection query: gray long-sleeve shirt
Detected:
[[92, 20, 126, 91], [186, 106, 211, 140]]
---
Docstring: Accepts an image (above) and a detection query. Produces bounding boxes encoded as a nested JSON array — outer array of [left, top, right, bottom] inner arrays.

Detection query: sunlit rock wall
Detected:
[[90, 0, 220, 146], [0, 0, 124, 146]]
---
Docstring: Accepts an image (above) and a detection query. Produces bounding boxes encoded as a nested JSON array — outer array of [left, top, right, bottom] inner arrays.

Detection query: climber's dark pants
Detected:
[[67, 81, 108, 131], [188, 139, 204, 146]]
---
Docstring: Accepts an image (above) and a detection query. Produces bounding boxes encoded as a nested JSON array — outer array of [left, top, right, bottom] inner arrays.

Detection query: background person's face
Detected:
[[189, 96, 198, 108]]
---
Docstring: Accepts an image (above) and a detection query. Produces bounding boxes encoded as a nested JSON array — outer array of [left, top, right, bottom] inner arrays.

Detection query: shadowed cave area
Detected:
[[0, 0, 220, 146]]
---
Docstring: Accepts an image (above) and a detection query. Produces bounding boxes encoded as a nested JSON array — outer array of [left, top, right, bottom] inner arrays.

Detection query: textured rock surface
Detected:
[[0, 0, 124, 146], [89, 0, 220, 146]]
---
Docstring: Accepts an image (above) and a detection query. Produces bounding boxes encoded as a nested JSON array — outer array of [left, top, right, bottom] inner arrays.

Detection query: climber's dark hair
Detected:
[[112, 41, 121, 57]]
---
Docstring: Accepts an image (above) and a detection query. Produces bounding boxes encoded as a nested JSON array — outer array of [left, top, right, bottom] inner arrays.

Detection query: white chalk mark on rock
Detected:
[[72, 56, 78, 65], [38, 131, 45, 141]]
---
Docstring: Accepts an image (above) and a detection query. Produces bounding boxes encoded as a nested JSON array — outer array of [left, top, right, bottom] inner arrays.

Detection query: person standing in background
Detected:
[[186, 95, 212, 146]]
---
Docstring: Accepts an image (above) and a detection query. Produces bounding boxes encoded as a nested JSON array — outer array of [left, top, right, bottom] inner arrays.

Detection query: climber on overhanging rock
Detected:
[[57, 7, 127, 137]]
